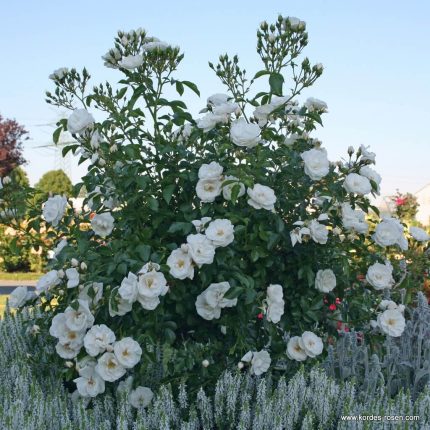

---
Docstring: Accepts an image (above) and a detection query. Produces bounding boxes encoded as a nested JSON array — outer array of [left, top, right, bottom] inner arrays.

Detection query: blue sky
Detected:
[[1, 0, 429, 196]]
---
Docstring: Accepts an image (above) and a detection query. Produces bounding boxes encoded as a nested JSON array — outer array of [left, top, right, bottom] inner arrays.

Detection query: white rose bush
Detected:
[[2, 14, 428, 411]]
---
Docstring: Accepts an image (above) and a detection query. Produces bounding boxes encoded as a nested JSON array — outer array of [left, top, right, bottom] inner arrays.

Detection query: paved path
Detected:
[[0, 280, 36, 295]]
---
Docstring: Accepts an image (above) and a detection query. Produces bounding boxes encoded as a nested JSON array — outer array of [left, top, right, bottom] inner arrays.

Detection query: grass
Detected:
[[0, 272, 42, 281], [0, 295, 8, 316]]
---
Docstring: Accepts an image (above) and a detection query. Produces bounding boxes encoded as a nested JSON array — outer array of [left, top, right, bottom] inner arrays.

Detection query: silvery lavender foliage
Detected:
[[324, 292, 430, 401], [1, 307, 430, 429]]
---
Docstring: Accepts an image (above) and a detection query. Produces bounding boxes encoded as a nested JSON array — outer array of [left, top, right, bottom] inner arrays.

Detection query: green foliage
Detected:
[[35, 169, 73, 197], [391, 191, 419, 221], [10, 166, 29, 188]]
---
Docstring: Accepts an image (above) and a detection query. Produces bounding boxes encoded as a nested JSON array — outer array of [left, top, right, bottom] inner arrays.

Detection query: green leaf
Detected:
[[175, 81, 184, 96], [117, 87, 127, 100], [167, 222, 192, 235], [136, 244, 151, 261], [269, 72, 284, 96], [53, 127, 62, 144], [181, 80, 200, 96], [306, 111, 323, 126], [253, 70, 270, 80], [163, 184, 176, 204], [148, 197, 159, 212], [223, 286, 242, 300]]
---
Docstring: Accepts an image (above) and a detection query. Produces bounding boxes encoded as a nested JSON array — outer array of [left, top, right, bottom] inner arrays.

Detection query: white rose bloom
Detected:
[[286, 336, 307, 361], [137, 270, 168, 300], [304, 97, 328, 112], [90, 130, 101, 149], [198, 162, 223, 180], [341, 203, 369, 234], [212, 102, 239, 117], [195, 282, 237, 320], [377, 308, 405, 337], [197, 113, 226, 132], [315, 269, 336, 293], [64, 300, 95, 332], [142, 41, 170, 51], [409, 226, 430, 242], [366, 262, 394, 290], [65, 267, 80, 289], [222, 176, 246, 200], [67, 109, 94, 134], [79, 282, 103, 306], [301, 148, 330, 180], [91, 212, 115, 238], [299, 331, 323, 358], [73, 363, 105, 398], [359, 166, 381, 194], [118, 54, 144, 69], [129, 386, 154, 409], [49, 67, 68, 80], [379, 300, 403, 312], [113, 337, 142, 368], [43, 195, 68, 226], [95, 352, 126, 382], [53, 238, 68, 257], [56, 342, 82, 359], [207, 93, 229, 106], [230, 118, 260, 148], [253, 96, 289, 126], [167, 248, 194, 280], [343, 173, 372, 195], [196, 178, 222, 202], [109, 295, 133, 317], [186, 233, 216, 267], [191, 217, 212, 233], [373, 217, 408, 250], [205, 219, 234, 247], [9, 286, 29, 308], [359, 145, 376, 163], [247, 184, 276, 211], [250, 350, 271, 376], [118, 272, 139, 302], [84, 324, 116, 357], [36, 270, 60, 293], [309, 220, 328, 244], [266, 284, 284, 323]]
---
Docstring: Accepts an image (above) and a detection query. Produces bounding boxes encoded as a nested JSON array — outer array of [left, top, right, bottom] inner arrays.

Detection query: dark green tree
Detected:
[[35, 169, 73, 197], [10, 166, 30, 188]]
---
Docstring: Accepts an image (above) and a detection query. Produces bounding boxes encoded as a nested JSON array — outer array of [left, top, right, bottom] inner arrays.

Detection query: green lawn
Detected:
[[0, 272, 42, 281], [0, 295, 8, 316]]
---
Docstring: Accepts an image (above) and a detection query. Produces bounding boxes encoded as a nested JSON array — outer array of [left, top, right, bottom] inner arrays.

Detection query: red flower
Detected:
[[328, 304, 336, 311], [257, 313, 264, 320], [395, 197, 407, 206], [335, 297, 341, 305]]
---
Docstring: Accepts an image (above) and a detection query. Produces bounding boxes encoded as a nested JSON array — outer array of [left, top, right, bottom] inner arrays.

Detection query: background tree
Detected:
[[35, 169, 73, 197], [0, 114, 28, 176], [10, 166, 30, 188], [391, 190, 419, 222]]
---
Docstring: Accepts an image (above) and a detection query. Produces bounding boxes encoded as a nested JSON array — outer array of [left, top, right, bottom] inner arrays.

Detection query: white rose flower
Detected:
[[49, 67, 68, 80], [205, 219, 234, 247], [118, 54, 144, 69], [230, 118, 260, 148], [113, 337, 142, 368], [301, 148, 330, 181], [109, 295, 133, 317], [359, 166, 381, 194], [56, 341, 82, 359], [377, 308, 405, 337], [343, 173, 372, 195], [222, 176, 246, 200], [64, 300, 95, 332], [191, 217, 212, 233], [379, 300, 403, 312], [304, 97, 327, 112], [118, 272, 139, 302], [286, 16, 306, 31], [91, 212, 114, 238], [315, 269, 336, 293], [207, 93, 229, 106], [79, 282, 103, 306], [66, 267, 80, 289], [309, 220, 328, 244], [359, 145, 376, 163], [186, 233, 216, 267], [84, 324, 116, 357], [409, 226, 430, 242], [43, 195, 67, 226], [142, 41, 170, 51], [73, 363, 105, 398], [129, 386, 154, 409], [90, 130, 101, 149], [247, 184, 276, 211], [196, 178, 222, 202], [198, 162, 223, 180], [197, 113, 226, 132], [253, 96, 289, 126], [36, 270, 60, 293], [250, 350, 271, 376], [53, 238, 68, 257], [212, 102, 239, 116], [167, 248, 194, 280], [266, 284, 284, 323], [95, 352, 126, 382], [366, 262, 394, 290], [373, 217, 408, 250], [195, 282, 237, 320], [286, 336, 307, 361], [9, 286, 29, 308], [67, 109, 94, 134], [137, 270, 168, 300], [299, 331, 323, 358], [341, 203, 368, 234]]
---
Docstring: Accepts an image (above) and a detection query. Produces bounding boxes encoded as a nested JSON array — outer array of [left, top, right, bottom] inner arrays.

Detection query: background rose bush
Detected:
[[1, 14, 428, 405]]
